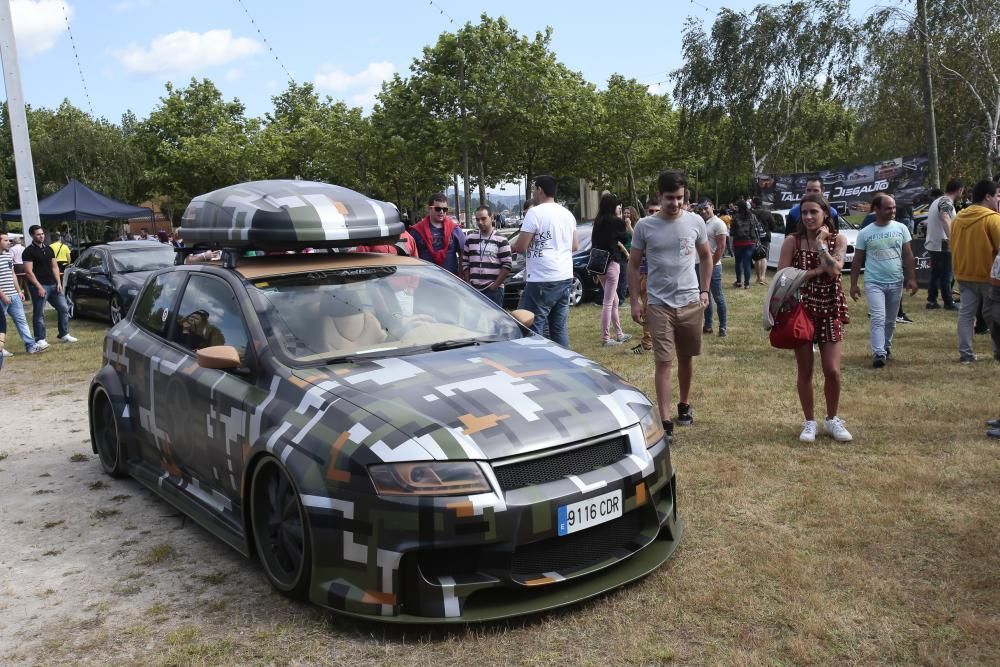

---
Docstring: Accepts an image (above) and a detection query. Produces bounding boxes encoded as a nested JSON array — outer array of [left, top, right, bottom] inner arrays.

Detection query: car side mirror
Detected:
[[197, 345, 242, 370], [510, 309, 535, 328]]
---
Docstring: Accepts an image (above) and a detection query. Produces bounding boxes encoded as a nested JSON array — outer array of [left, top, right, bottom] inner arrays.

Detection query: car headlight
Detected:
[[639, 410, 665, 448], [368, 461, 491, 496]]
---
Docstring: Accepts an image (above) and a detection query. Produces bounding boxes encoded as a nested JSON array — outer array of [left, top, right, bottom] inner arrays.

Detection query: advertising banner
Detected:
[[757, 155, 930, 213]]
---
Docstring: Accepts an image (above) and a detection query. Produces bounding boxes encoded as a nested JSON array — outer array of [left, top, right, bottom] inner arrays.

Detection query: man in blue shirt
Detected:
[[786, 177, 840, 234], [849, 194, 918, 367]]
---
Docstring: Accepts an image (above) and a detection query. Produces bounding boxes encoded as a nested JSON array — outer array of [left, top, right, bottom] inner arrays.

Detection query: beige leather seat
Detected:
[[296, 295, 389, 355]]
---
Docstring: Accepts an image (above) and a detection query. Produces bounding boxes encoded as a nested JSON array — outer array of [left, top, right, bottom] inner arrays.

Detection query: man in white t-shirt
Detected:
[[629, 171, 712, 438], [510, 174, 579, 347], [924, 178, 962, 310], [695, 198, 729, 337]]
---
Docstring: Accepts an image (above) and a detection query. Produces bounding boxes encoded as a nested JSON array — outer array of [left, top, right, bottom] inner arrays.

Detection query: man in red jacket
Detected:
[[410, 193, 466, 275]]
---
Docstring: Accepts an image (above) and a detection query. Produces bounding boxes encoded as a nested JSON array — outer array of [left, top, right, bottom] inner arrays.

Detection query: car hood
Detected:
[[291, 337, 654, 461]]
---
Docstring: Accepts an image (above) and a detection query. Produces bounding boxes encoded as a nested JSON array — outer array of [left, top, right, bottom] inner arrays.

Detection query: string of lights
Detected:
[[427, 0, 457, 26], [61, 1, 93, 116], [234, 0, 294, 82]]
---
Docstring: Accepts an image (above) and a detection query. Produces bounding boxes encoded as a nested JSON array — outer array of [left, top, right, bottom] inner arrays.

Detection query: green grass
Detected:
[[8, 260, 1000, 665]]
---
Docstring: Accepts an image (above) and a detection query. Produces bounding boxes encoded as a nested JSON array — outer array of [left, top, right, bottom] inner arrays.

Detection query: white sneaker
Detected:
[[824, 416, 853, 442], [799, 420, 818, 443], [602, 339, 623, 346], [28, 344, 46, 354], [58, 334, 78, 343], [1, 349, 12, 357], [35, 339, 50, 350]]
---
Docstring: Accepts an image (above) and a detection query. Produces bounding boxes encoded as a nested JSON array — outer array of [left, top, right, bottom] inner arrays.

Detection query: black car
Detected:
[[64, 241, 176, 323], [503, 222, 606, 308]]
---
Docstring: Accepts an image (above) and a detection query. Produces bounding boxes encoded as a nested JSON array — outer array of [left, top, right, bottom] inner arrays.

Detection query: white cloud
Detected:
[[111, 29, 263, 77], [224, 68, 243, 82], [647, 83, 664, 96], [10, 0, 69, 56], [314, 61, 395, 108]]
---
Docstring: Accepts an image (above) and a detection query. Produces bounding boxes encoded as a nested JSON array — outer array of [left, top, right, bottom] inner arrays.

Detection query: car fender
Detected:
[[89, 365, 138, 456]]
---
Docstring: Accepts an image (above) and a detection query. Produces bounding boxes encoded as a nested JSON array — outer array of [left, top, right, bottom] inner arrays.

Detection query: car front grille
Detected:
[[491, 435, 629, 491], [510, 510, 643, 575]]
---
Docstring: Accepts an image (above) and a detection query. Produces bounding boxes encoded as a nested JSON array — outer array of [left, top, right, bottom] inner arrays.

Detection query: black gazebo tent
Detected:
[[1, 179, 153, 226]]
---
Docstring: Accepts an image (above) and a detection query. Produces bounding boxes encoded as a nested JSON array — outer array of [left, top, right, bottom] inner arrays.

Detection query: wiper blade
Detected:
[[431, 339, 480, 352], [430, 336, 505, 352]]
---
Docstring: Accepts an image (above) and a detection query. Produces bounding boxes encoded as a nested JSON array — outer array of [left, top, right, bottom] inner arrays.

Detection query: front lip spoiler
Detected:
[[319, 518, 684, 625]]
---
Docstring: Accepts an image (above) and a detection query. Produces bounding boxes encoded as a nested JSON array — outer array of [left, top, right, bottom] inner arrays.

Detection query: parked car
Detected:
[[87, 180, 681, 622], [767, 209, 859, 271], [504, 221, 605, 308], [64, 241, 175, 324]]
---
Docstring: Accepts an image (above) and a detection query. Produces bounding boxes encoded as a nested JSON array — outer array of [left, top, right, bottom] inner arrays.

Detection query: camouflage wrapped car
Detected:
[[88, 181, 681, 621]]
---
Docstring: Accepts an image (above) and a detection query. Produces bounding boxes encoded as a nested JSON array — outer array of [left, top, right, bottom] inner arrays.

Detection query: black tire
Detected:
[[250, 458, 311, 599], [66, 288, 78, 319], [90, 387, 125, 478], [109, 295, 124, 324], [570, 274, 584, 307]]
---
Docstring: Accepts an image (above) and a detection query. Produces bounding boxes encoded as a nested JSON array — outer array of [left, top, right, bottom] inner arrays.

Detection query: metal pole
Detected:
[[0, 0, 41, 236], [917, 0, 940, 188]]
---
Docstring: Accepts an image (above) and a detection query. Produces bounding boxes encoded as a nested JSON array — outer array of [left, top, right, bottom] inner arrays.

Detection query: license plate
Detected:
[[557, 489, 622, 536]]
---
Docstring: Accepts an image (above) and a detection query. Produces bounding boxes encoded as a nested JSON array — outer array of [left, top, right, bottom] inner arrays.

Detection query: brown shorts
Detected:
[[646, 302, 703, 362]]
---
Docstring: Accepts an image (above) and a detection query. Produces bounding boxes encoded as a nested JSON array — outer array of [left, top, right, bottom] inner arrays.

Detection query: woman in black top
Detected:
[[592, 193, 632, 346]]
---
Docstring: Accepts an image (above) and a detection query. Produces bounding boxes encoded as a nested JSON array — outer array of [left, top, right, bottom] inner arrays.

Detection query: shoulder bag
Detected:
[[587, 247, 610, 275]]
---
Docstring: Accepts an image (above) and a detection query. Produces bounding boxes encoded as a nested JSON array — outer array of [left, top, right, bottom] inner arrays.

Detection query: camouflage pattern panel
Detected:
[[290, 336, 656, 461], [181, 180, 403, 250]]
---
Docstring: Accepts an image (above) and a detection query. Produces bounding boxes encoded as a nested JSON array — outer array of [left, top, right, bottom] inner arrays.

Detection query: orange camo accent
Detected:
[[288, 375, 310, 389], [635, 482, 647, 507], [524, 576, 557, 586], [334, 369, 351, 376], [481, 358, 548, 379], [326, 431, 352, 483], [161, 458, 182, 478], [330, 199, 350, 215], [458, 412, 509, 435], [361, 589, 396, 605], [181, 362, 198, 376], [446, 500, 475, 518]]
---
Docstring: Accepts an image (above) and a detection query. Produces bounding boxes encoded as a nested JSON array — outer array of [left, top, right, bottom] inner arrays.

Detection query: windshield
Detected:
[[112, 247, 175, 273], [250, 264, 524, 365]]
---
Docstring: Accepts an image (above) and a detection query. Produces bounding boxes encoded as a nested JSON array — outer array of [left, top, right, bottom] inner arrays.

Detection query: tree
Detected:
[[263, 82, 370, 190], [673, 0, 860, 177], [133, 79, 269, 221]]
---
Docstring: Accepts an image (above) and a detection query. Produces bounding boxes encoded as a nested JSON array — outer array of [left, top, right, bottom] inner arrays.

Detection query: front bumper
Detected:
[[305, 434, 681, 622]]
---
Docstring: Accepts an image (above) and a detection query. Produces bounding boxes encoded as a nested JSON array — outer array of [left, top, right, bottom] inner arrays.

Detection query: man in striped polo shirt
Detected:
[[0, 232, 44, 356], [462, 206, 512, 307]]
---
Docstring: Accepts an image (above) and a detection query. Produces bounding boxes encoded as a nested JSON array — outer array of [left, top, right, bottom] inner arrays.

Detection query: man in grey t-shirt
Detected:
[[628, 171, 712, 438]]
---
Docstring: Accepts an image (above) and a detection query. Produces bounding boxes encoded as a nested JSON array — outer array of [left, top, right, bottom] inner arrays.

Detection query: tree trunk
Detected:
[[478, 158, 487, 208]]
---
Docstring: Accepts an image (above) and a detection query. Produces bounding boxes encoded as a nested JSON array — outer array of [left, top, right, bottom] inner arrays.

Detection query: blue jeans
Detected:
[[865, 281, 902, 356], [734, 245, 754, 286], [704, 264, 727, 330], [31, 283, 70, 341], [1, 294, 37, 349], [519, 279, 572, 347], [927, 249, 953, 305], [477, 286, 504, 308]]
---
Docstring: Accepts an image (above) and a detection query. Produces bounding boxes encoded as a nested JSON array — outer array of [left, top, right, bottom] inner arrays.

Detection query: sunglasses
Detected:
[[432, 206, 449, 213]]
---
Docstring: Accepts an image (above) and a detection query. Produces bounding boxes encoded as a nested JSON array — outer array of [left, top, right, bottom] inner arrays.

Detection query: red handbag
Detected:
[[769, 300, 814, 349]]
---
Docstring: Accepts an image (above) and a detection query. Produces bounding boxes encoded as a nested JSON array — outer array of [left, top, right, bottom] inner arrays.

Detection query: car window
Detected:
[[111, 247, 175, 273], [170, 274, 250, 358], [250, 264, 523, 365], [576, 224, 593, 253], [77, 250, 100, 270], [132, 272, 185, 337]]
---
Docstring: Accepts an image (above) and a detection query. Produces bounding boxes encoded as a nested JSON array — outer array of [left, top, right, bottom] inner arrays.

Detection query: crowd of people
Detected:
[[2, 173, 998, 442]]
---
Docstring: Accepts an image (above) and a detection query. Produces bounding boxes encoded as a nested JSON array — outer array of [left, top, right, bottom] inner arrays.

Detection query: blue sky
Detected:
[[4, 0, 881, 124]]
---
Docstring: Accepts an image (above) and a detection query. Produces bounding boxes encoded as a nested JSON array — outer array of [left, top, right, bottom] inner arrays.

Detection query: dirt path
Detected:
[[0, 375, 296, 665]]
